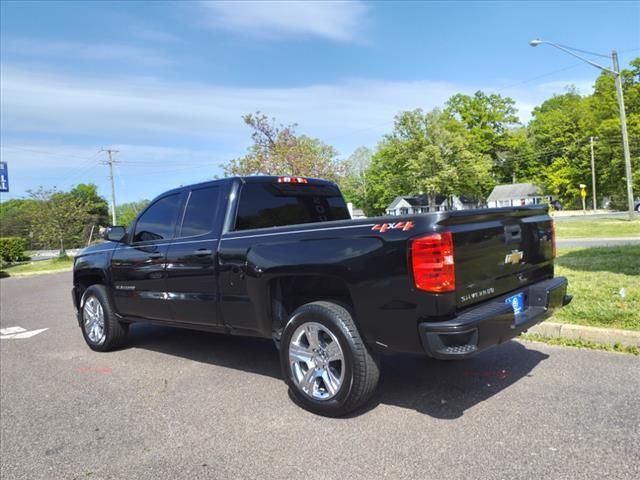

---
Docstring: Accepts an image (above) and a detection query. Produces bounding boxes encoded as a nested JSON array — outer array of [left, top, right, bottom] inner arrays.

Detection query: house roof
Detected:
[[387, 195, 430, 210], [487, 183, 542, 202]]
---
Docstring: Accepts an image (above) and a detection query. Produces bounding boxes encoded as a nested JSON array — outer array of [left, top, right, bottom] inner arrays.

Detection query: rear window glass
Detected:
[[179, 186, 220, 237], [234, 182, 350, 231]]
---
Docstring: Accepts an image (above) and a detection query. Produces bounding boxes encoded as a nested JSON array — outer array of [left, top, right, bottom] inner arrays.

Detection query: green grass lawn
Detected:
[[554, 218, 640, 239], [551, 245, 640, 331], [0, 257, 73, 276]]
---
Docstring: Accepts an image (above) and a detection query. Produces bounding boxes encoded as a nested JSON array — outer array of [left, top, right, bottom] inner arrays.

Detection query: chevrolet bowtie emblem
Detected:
[[505, 250, 524, 265]]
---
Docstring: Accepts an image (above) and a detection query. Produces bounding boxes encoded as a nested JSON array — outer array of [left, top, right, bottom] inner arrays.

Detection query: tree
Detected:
[[446, 91, 520, 182], [364, 108, 493, 215], [527, 88, 591, 206], [69, 183, 109, 240], [0, 199, 36, 241], [224, 112, 344, 181], [338, 147, 372, 208], [494, 127, 538, 183], [27, 188, 93, 250]]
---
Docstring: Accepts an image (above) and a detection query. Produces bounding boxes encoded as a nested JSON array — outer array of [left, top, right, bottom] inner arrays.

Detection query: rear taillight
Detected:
[[411, 232, 455, 293], [277, 176, 308, 184], [551, 220, 556, 258]]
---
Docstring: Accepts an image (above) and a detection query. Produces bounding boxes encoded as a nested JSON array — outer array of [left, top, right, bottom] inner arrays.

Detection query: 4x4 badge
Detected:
[[505, 250, 524, 265], [372, 221, 415, 233]]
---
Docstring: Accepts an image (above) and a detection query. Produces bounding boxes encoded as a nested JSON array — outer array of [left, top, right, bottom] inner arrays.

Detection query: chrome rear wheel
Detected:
[[288, 321, 345, 401]]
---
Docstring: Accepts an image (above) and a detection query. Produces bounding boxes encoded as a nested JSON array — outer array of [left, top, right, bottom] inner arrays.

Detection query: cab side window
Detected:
[[179, 186, 220, 237], [133, 194, 181, 243]]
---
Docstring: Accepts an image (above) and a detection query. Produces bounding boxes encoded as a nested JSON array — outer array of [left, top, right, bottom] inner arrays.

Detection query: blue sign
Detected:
[[0, 162, 8, 192]]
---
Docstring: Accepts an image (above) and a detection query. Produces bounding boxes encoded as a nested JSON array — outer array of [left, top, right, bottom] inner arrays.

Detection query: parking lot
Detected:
[[1, 272, 639, 479]]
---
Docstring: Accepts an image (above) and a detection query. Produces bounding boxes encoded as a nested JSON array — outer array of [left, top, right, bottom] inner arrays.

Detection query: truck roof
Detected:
[[156, 175, 338, 199]]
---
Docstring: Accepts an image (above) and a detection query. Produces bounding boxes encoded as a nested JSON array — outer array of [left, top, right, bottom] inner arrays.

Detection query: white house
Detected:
[[386, 195, 480, 216], [486, 183, 550, 208], [386, 196, 433, 216]]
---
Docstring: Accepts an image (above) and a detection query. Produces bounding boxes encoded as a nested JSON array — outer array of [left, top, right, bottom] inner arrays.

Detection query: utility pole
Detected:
[[612, 50, 636, 221], [100, 149, 119, 225], [590, 137, 597, 212]]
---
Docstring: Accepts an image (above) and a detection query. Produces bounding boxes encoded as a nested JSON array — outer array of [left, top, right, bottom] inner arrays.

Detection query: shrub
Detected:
[[0, 237, 27, 263]]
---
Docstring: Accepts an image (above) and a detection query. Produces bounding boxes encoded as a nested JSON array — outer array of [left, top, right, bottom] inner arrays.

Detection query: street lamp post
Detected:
[[590, 136, 597, 212], [529, 39, 636, 220]]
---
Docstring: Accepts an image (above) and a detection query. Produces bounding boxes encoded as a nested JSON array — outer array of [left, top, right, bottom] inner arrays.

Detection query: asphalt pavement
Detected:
[[1, 272, 639, 480]]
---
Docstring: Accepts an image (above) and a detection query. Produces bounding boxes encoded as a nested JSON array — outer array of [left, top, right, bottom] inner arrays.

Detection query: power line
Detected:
[[554, 43, 612, 59]]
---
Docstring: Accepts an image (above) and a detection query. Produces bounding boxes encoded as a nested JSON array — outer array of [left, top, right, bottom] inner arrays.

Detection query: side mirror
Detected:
[[104, 226, 127, 242]]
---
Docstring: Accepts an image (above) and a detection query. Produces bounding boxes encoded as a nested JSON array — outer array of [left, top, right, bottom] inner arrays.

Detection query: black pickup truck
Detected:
[[72, 176, 571, 415]]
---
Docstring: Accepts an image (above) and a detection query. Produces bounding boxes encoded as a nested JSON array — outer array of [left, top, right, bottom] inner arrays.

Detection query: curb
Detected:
[[527, 322, 640, 348], [0, 268, 72, 278]]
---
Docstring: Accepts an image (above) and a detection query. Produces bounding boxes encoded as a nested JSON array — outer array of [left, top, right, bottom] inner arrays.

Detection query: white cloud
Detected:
[[198, 0, 369, 43], [0, 64, 470, 153], [1, 37, 174, 66], [0, 64, 586, 171]]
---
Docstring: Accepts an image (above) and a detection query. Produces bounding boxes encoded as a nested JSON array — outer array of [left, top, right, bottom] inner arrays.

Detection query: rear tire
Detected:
[[280, 301, 380, 416], [80, 285, 128, 352]]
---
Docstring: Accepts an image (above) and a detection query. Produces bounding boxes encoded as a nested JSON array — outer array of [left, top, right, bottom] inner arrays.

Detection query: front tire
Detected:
[[80, 285, 128, 352], [280, 301, 380, 416]]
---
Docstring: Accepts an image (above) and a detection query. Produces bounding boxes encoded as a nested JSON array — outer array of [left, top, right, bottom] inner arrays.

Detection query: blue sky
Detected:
[[1, 0, 639, 204]]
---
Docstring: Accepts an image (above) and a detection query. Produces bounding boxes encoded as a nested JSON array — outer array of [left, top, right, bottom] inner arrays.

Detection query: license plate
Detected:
[[505, 292, 525, 315]]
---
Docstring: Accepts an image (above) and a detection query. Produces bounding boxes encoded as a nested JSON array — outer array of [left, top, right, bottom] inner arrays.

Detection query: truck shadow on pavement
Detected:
[[127, 324, 548, 419]]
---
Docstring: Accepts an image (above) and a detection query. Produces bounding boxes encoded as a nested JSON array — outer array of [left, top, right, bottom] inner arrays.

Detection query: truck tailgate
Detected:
[[442, 207, 554, 309]]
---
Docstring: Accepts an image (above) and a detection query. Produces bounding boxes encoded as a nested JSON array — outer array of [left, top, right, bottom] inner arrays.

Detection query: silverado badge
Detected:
[[504, 250, 524, 265]]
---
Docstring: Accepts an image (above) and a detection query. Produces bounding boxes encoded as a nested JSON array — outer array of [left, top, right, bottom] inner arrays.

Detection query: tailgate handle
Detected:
[[504, 224, 521, 243]]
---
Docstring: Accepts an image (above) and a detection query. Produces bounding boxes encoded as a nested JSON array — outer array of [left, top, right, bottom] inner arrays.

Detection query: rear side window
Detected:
[[235, 182, 350, 231], [133, 193, 181, 243], [179, 186, 220, 237]]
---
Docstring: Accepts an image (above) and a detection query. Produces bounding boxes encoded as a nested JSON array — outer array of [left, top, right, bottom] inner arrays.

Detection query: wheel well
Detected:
[[270, 275, 354, 338], [74, 274, 104, 306]]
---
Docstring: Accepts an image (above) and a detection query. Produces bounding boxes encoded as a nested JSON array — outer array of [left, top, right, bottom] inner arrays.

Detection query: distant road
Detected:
[[557, 237, 640, 248], [552, 211, 634, 221]]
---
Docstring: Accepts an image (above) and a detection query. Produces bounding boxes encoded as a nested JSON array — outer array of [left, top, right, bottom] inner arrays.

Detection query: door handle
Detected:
[[194, 249, 213, 256], [148, 253, 163, 259]]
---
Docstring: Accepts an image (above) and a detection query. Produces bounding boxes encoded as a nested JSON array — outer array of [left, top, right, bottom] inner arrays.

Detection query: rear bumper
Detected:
[[419, 277, 571, 359]]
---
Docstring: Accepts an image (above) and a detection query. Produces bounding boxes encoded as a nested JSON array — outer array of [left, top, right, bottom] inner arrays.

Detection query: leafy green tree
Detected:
[[364, 108, 493, 215], [224, 112, 344, 181], [27, 188, 93, 250], [68, 183, 109, 241], [446, 91, 520, 182], [493, 127, 538, 184], [527, 88, 592, 206], [69, 184, 109, 222], [338, 147, 372, 209], [0, 199, 37, 242]]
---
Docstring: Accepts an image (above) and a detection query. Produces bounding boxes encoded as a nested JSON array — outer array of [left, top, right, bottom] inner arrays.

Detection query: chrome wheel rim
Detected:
[[83, 296, 105, 345], [288, 322, 345, 401]]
